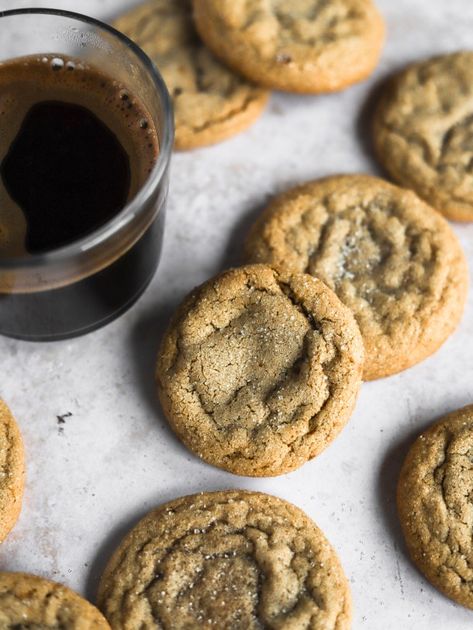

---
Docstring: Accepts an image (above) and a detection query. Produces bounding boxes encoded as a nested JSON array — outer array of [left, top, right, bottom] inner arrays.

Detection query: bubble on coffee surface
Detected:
[[51, 57, 65, 71]]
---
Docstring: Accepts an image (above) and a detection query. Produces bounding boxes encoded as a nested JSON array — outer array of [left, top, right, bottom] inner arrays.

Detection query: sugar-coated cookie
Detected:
[[98, 490, 352, 629], [193, 0, 385, 93], [0, 572, 110, 628], [156, 264, 363, 476], [374, 52, 473, 221], [245, 175, 468, 380], [398, 405, 473, 609]]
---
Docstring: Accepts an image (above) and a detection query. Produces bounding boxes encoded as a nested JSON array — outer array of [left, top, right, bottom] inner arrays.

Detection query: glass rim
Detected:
[[0, 7, 174, 271]]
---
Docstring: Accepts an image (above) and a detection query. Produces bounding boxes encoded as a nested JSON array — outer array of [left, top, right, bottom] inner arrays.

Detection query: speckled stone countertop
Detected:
[[0, 1, 472, 628]]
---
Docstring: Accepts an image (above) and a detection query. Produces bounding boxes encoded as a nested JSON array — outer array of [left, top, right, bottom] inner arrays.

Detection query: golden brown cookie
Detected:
[[113, 0, 268, 150], [156, 264, 364, 476], [245, 175, 468, 380], [398, 405, 473, 609], [192, 0, 385, 93], [0, 572, 110, 628], [374, 52, 473, 222], [0, 400, 25, 543], [98, 490, 352, 629]]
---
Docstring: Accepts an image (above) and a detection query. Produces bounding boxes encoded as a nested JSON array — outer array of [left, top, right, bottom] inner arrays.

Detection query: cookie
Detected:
[[192, 0, 385, 94], [398, 405, 473, 609], [156, 264, 363, 476], [98, 490, 352, 629], [113, 0, 268, 150], [374, 52, 473, 222], [0, 400, 25, 543], [245, 175, 468, 380], [0, 572, 110, 628]]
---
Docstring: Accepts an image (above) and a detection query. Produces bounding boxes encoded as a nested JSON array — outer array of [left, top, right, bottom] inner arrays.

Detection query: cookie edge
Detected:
[[0, 400, 25, 544]]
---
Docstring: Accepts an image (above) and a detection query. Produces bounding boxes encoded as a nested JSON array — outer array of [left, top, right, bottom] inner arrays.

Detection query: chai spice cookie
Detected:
[[374, 52, 473, 221], [0, 572, 110, 628], [0, 400, 25, 543], [156, 264, 364, 477], [398, 405, 473, 609], [98, 490, 352, 629], [192, 0, 385, 93], [245, 175, 468, 380], [113, 0, 268, 150]]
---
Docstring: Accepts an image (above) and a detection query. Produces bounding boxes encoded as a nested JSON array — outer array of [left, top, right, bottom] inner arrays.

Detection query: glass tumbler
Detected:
[[0, 8, 173, 341]]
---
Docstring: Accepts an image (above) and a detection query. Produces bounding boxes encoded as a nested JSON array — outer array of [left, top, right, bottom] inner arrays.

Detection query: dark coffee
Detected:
[[0, 55, 166, 340], [0, 55, 158, 257], [2, 100, 132, 253]]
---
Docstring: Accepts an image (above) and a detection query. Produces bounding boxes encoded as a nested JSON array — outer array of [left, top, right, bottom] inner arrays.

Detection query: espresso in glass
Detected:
[[0, 9, 173, 341], [0, 10, 172, 342]]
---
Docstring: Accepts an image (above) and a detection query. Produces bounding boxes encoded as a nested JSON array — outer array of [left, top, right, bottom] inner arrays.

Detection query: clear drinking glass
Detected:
[[0, 8, 173, 340]]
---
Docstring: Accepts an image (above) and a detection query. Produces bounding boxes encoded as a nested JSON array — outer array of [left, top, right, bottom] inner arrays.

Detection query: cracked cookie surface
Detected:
[[0, 400, 25, 542], [374, 52, 473, 221], [245, 175, 468, 380], [156, 264, 363, 476], [98, 490, 352, 629], [192, 0, 384, 93], [398, 405, 473, 609], [0, 572, 110, 628], [113, 0, 268, 149]]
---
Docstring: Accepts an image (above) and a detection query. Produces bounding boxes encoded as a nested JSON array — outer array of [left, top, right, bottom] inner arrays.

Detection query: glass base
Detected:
[[2, 271, 155, 342]]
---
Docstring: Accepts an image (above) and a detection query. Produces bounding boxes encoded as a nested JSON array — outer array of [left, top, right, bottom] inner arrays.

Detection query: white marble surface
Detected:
[[0, 0, 473, 628]]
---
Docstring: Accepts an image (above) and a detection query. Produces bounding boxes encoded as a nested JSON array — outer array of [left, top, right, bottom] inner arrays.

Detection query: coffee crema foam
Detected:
[[0, 54, 159, 257]]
